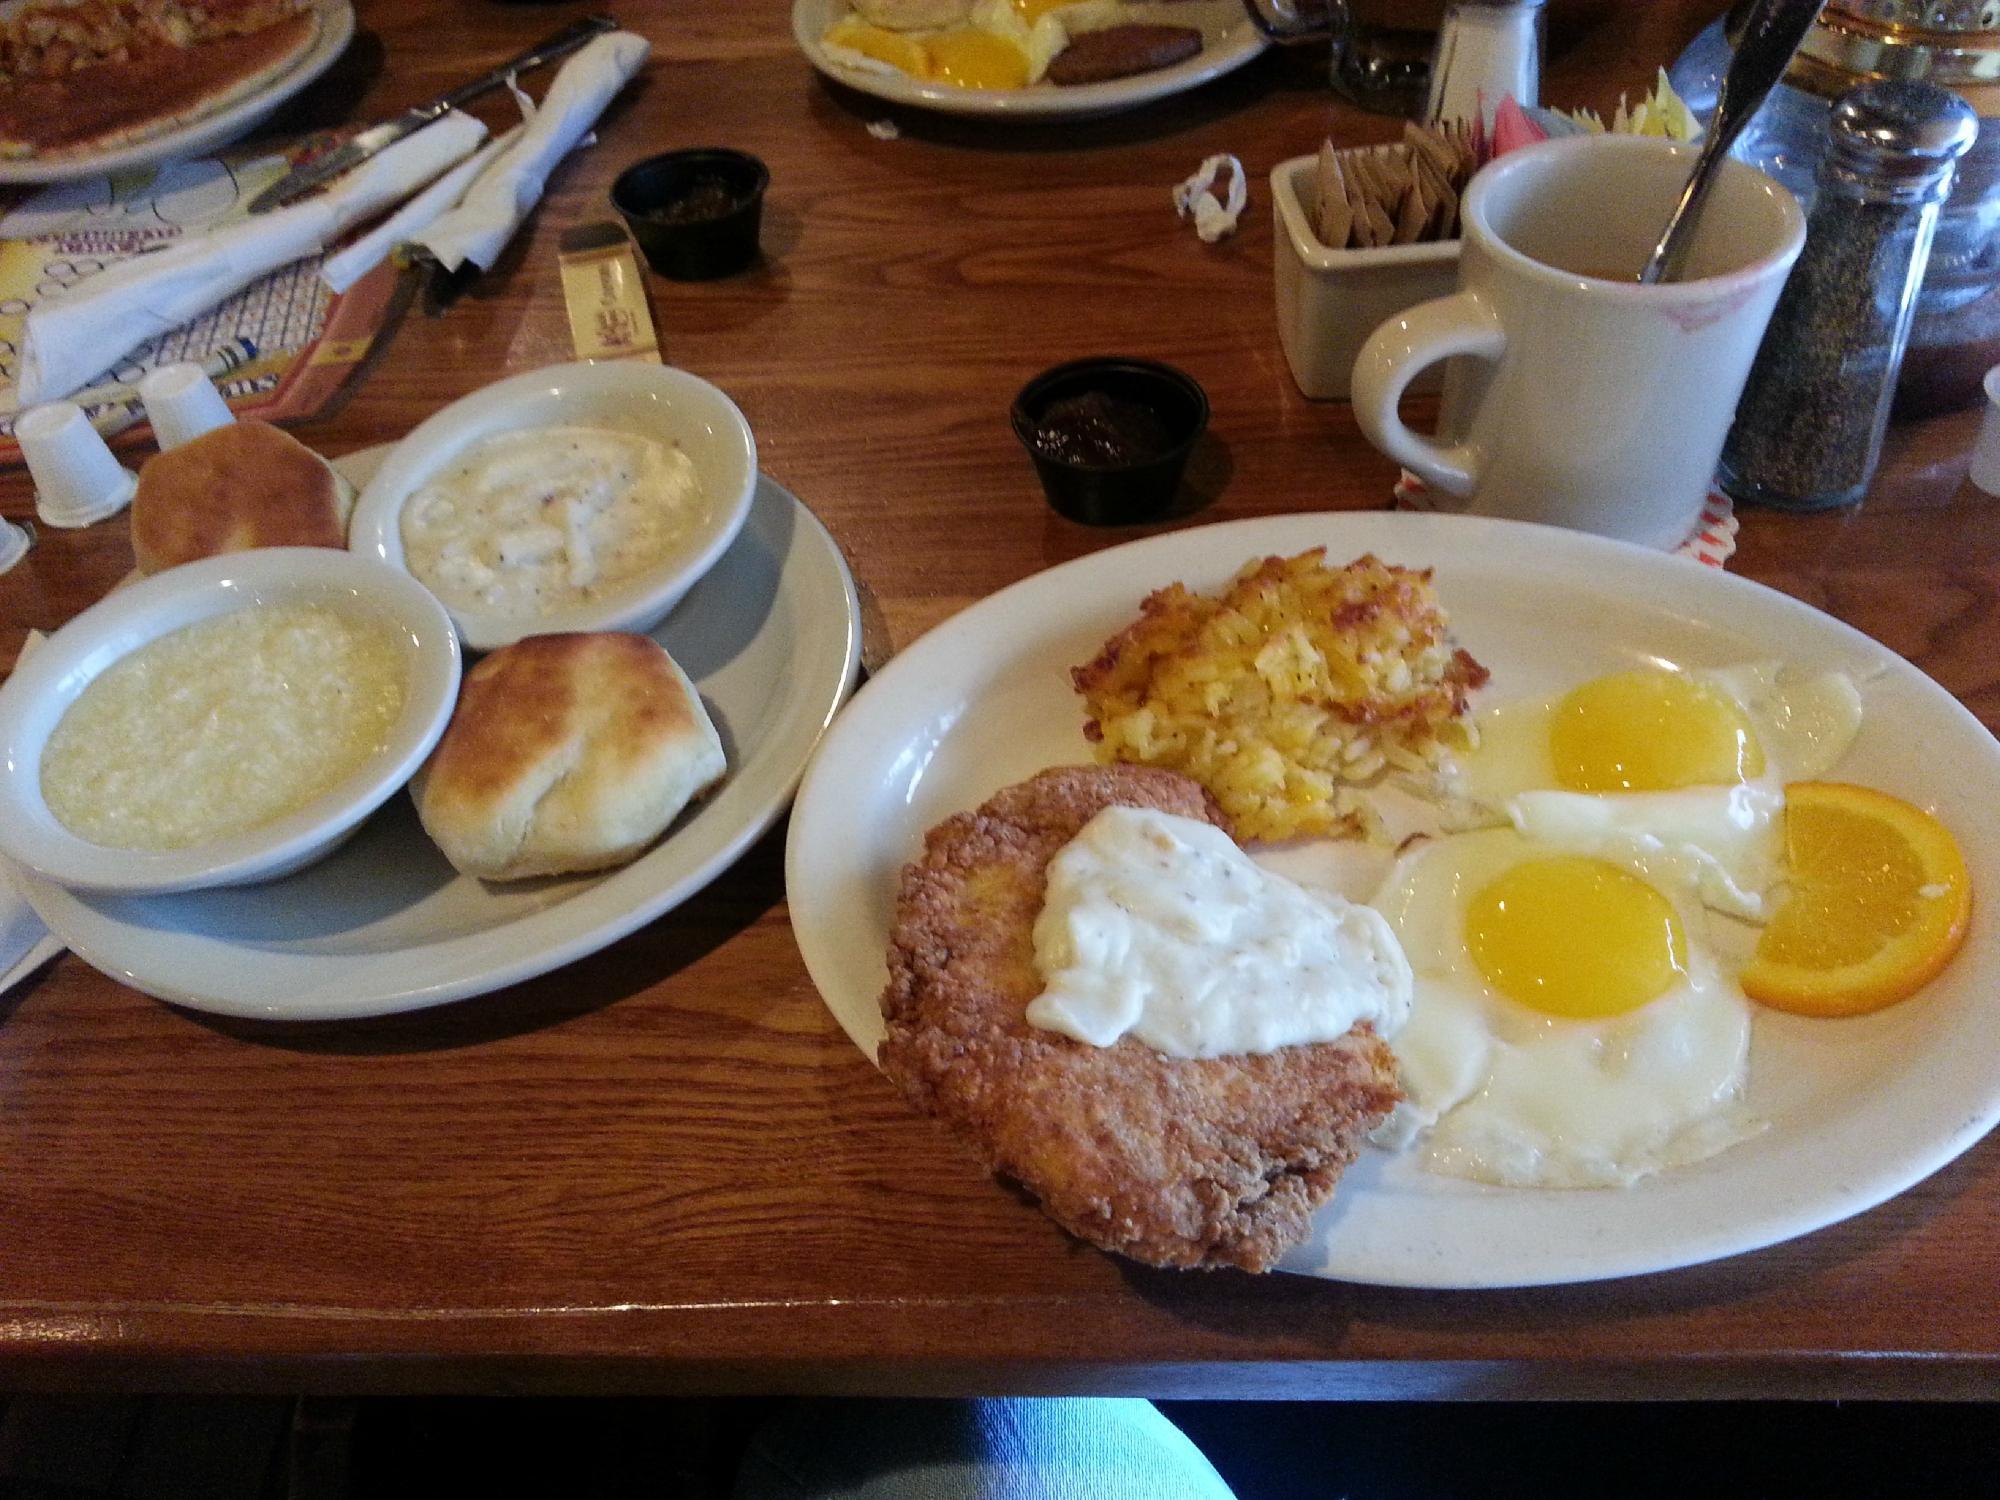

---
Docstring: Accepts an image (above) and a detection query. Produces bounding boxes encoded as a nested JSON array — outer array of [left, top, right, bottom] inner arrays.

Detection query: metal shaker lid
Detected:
[[1831, 78, 1980, 161], [1823, 79, 1978, 201]]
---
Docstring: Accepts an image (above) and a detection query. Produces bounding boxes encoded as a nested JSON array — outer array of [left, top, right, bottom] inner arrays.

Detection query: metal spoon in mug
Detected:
[[1639, 0, 1821, 285]]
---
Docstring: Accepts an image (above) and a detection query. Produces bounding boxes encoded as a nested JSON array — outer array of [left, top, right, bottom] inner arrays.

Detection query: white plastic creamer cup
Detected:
[[140, 363, 236, 451], [17, 402, 137, 529], [1967, 364, 2000, 497]]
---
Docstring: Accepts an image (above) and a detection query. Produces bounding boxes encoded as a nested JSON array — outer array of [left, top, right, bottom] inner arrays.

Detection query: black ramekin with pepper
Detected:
[[1011, 358, 1209, 525], [612, 148, 770, 280]]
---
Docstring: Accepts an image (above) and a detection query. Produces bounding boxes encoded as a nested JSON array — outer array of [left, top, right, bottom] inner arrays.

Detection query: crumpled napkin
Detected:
[[15, 112, 488, 405], [413, 30, 650, 274], [1174, 154, 1247, 244]]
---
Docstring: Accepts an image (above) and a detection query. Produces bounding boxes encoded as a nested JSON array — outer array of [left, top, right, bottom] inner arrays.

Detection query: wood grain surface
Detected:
[[2, 0, 1997, 1398]]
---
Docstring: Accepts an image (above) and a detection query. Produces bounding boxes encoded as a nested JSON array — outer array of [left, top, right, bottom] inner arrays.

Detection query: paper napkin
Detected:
[[320, 125, 522, 294], [0, 861, 59, 999], [1, 632, 61, 998], [413, 30, 650, 274], [16, 111, 488, 405]]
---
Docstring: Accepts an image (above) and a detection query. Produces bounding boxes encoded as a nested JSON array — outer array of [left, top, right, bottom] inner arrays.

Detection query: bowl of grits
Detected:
[[0, 549, 460, 895], [349, 363, 759, 652]]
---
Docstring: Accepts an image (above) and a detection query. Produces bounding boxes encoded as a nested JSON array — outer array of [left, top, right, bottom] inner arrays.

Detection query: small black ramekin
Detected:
[[611, 148, 770, 281], [1010, 357, 1209, 526]]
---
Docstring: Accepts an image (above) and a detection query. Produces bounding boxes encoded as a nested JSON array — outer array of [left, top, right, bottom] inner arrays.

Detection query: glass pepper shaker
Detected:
[[1719, 80, 1977, 512]]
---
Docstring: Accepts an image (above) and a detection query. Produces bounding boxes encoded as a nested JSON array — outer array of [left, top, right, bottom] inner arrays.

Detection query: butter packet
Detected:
[[558, 222, 661, 365], [1561, 69, 1703, 142]]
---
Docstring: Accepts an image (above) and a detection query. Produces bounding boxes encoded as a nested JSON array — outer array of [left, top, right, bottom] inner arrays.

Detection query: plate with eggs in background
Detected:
[[786, 510, 2000, 1288], [794, 0, 1268, 120]]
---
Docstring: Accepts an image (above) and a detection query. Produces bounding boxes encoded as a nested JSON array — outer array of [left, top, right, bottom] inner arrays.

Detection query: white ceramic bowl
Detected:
[[0, 549, 460, 895], [349, 363, 759, 652]]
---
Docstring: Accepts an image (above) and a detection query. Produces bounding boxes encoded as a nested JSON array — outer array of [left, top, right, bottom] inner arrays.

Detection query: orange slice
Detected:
[[1741, 782, 1971, 1017]]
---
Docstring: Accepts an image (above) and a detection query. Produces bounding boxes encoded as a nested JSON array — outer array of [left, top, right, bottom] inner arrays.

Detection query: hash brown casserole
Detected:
[[1072, 549, 1488, 841]]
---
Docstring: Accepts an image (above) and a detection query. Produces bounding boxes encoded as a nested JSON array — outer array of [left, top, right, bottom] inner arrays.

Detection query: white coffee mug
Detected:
[[1352, 135, 1806, 550]]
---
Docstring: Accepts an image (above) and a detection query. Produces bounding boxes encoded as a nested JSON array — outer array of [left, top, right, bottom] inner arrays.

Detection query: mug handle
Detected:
[[1351, 290, 1507, 498]]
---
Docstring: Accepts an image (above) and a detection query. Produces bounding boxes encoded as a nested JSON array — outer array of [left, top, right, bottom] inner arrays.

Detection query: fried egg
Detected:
[[823, 0, 1123, 90], [1371, 827, 1760, 1188], [1441, 663, 1863, 919]]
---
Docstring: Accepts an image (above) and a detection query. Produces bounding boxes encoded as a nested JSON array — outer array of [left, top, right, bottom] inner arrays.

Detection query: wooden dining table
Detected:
[[1, 0, 1996, 1399]]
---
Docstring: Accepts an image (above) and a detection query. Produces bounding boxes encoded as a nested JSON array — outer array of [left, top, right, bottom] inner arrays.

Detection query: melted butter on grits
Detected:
[[41, 603, 408, 851], [399, 426, 708, 619]]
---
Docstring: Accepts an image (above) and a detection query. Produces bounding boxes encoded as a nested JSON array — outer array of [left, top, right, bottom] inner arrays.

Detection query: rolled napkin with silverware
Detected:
[[325, 28, 645, 292], [13, 112, 489, 407], [247, 14, 616, 214], [413, 29, 652, 275], [320, 126, 522, 295]]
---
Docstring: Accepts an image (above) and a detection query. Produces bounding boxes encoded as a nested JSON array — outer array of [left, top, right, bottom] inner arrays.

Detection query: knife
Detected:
[[247, 14, 618, 214]]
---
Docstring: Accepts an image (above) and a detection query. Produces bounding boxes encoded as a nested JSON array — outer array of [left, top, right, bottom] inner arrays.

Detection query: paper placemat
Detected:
[[0, 142, 401, 463]]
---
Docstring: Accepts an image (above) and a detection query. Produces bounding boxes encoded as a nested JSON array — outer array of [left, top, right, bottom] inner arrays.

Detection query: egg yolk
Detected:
[[1550, 668, 1765, 791], [1467, 856, 1688, 1018], [926, 28, 1031, 88]]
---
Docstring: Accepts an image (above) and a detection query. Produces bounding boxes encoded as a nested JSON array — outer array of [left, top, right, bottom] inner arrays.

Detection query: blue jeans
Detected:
[[734, 1397, 1239, 1500]]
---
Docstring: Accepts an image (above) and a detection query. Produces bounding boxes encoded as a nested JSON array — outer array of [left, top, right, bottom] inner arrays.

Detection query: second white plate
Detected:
[[0, 3, 355, 187], [14, 457, 861, 1020], [786, 510, 2000, 1288], [793, 0, 1267, 120]]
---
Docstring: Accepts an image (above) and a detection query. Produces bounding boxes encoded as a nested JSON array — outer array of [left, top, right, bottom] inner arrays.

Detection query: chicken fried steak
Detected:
[[879, 764, 1401, 1272]]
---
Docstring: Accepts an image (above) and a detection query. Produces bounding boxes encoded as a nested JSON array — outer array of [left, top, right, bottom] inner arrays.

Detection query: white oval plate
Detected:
[[786, 511, 2000, 1288], [13, 458, 861, 1020], [793, 0, 1266, 121], [0, 3, 355, 187]]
